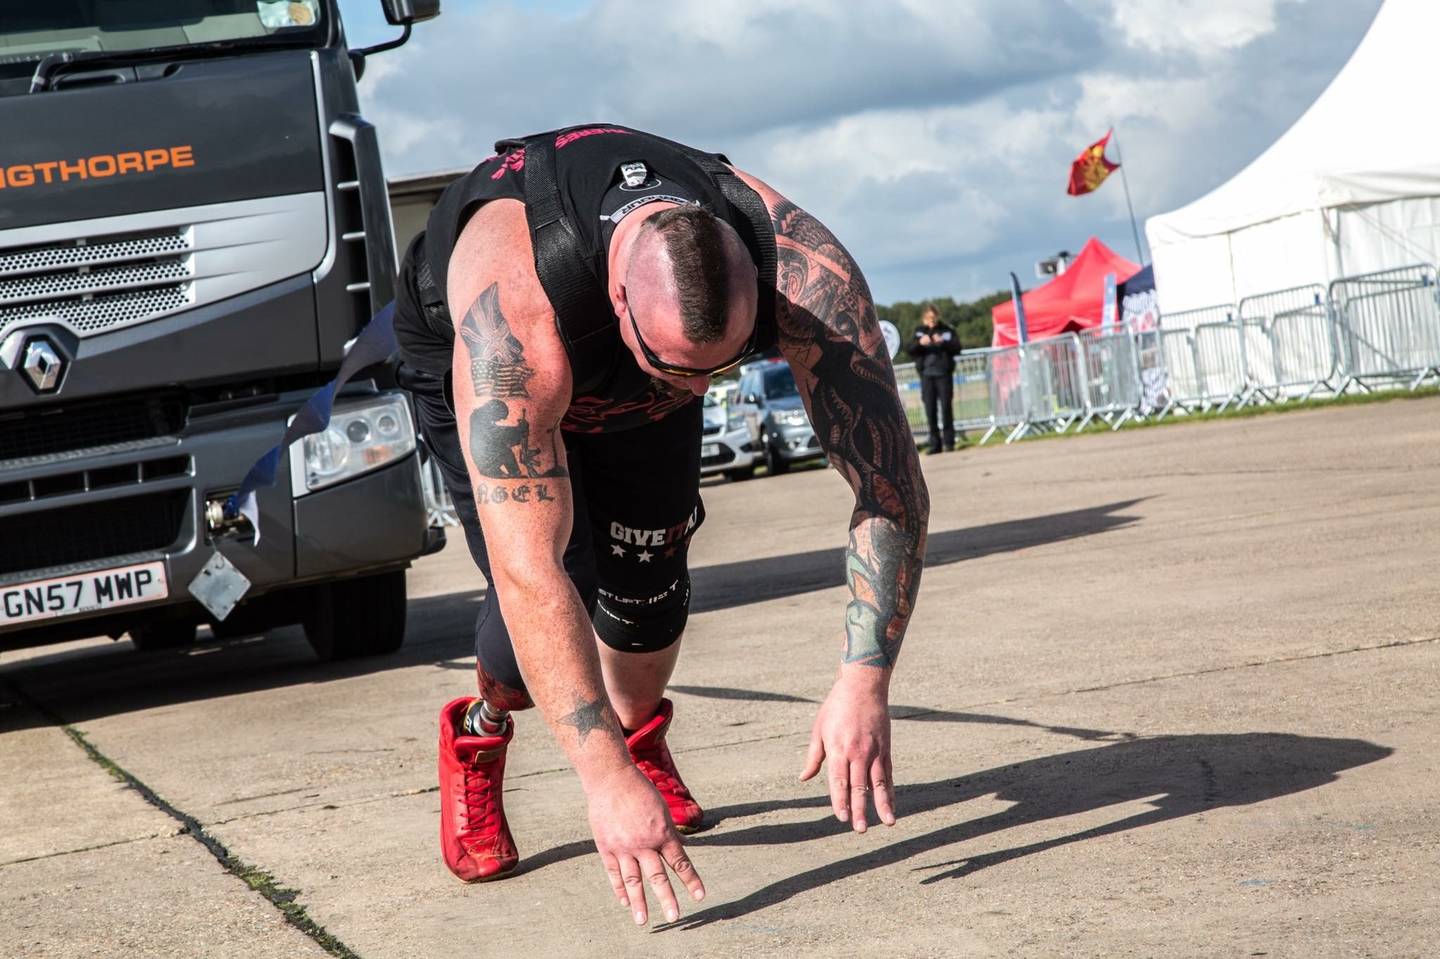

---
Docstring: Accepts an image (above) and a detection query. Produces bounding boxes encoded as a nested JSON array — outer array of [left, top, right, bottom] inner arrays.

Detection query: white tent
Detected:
[[1146, 0, 1440, 314]]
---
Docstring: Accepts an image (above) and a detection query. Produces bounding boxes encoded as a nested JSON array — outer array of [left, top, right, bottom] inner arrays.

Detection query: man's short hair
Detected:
[[640, 205, 731, 344]]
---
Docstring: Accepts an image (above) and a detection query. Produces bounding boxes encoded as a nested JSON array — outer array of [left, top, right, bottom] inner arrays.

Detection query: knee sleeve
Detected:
[[593, 576, 691, 653]]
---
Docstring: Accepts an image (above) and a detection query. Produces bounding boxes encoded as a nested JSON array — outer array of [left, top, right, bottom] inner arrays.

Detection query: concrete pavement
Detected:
[[2, 396, 1438, 957]]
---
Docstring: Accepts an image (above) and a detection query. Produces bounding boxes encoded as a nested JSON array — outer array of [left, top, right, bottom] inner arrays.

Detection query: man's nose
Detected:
[[684, 375, 711, 396]]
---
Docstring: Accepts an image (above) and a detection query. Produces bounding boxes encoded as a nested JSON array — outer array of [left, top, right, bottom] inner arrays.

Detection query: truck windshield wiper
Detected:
[[28, 38, 298, 93]]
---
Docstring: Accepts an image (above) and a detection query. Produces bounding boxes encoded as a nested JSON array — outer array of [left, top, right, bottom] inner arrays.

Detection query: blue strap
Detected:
[[228, 301, 399, 545]]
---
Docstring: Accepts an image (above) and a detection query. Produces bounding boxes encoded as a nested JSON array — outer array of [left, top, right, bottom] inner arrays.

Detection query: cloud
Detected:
[[358, 0, 1383, 305], [1110, 0, 1299, 56]]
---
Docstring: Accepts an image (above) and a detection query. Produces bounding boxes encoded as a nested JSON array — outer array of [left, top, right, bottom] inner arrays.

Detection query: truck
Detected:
[[0, 0, 446, 660]]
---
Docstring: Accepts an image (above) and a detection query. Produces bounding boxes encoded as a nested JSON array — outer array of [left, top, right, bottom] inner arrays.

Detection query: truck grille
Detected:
[[0, 228, 194, 340], [0, 456, 191, 509], [0, 489, 189, 577], [0, 395, 187, 463]]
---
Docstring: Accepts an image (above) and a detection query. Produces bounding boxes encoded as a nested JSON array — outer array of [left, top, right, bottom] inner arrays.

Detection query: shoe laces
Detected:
[[461, 756, 501, 834], [631, 743, 690, 799]]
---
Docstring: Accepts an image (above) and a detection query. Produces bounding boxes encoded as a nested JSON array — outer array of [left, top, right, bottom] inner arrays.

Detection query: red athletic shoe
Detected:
[[626, 698, 704, 833], [438, 698, 518, 882]]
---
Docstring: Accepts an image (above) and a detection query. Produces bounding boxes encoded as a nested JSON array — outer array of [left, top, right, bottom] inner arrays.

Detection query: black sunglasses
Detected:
[[627, 304, 756, 378]]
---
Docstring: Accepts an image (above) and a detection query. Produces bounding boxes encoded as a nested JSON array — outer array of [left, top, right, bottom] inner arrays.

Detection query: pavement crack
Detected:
[[0, 830, 178, 868], [1067, 636, 1440, 696], [2, 680, 364, 959]]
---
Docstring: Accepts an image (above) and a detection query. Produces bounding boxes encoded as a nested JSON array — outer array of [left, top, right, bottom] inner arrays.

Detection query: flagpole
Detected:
[[1108, 126, 1148, 265]]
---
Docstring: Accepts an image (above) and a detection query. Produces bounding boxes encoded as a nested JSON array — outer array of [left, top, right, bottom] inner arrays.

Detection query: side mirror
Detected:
[[355, 0, 439, 75], [382, 0, 441, 25], [744, 393, 761, 406]]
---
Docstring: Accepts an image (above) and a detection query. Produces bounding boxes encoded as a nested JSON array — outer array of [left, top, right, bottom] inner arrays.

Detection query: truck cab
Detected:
[[0, 0, 443, 659]]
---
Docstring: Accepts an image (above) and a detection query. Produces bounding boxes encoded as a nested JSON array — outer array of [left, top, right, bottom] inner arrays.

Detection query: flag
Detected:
[[1009, 272, 1029, 345], [1067, 130, 1119, 196]]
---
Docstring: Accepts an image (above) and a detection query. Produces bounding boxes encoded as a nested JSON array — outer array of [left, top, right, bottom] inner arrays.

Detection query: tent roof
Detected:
[[1148, 0, 1440, 246], [991, 237, 1139, 347]]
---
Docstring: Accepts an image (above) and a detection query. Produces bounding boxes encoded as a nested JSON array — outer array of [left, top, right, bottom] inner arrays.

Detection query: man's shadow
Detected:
[[655, 731, 1389, 929]]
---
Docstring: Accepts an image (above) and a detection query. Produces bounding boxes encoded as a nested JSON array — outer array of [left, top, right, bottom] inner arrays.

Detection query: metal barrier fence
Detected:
[[893, 349, 1001, 436], [1237, 284, 1338, 402], [884, 261, 1440, 446], [1076, 329, 1142, 430], [1330, 265, 1440, 391], [1161, 303, 1232, 330]]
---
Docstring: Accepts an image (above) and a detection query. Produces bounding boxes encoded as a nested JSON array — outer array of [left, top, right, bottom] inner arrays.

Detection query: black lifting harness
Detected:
[[512, 131, 779, 396]]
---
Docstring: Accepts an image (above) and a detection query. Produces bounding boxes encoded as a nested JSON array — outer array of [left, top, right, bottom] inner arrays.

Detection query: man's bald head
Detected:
[[626, 205, 757, 345]]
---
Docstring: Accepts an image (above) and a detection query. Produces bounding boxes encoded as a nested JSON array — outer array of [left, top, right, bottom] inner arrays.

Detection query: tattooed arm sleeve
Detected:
[[449, 277, 626, 767], [766, 195, 931, 671]]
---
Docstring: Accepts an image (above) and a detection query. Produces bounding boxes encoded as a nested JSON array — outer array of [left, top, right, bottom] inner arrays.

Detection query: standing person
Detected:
[[393, 124, 929, 925], [906, 304, 961, 453]]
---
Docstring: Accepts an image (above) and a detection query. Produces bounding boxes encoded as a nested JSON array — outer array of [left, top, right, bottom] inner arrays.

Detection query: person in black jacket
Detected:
[[906, 304, 961, 453]]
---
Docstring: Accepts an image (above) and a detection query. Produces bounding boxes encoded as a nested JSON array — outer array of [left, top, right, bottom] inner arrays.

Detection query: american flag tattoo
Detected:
[[459, 284, 534, 398]]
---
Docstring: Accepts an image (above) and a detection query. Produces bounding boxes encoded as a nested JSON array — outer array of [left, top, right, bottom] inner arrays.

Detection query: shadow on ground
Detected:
[[690, 498, 1143, 614], [668, 684, 1136, 742], [655, 731, 1390, 929], [0, 499, 1141, 728]]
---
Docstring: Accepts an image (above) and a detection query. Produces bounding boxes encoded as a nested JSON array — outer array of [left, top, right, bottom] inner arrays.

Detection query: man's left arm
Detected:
[[737, 172, 931, 832]]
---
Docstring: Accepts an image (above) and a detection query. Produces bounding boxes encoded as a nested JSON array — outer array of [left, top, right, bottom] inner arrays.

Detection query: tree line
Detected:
[[875, 291, 1010, 356]]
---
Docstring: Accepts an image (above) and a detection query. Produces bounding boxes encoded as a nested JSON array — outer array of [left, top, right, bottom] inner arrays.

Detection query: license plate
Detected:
[[1, 561, 168, 627], [701, 443, 721, 456]]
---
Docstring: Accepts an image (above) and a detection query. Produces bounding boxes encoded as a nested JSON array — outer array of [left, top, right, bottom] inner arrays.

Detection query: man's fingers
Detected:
[[799, 730, 825, 782], [600, 851, 628, 906], [827, 766, 849, 822], [661, 838, 706, 903], [617, 855, 648, 925], [849, 759, 871, 832], [870, 756, 897, 826], [639, 850, 682, 924]]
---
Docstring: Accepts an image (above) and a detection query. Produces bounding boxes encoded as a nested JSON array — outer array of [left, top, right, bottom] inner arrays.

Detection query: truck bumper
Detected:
[[0, 389, 431, 648]]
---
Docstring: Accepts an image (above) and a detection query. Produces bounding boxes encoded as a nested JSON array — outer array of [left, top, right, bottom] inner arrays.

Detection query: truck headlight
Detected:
[[290, 394, 416, 494], [774, 408, 809, 427]]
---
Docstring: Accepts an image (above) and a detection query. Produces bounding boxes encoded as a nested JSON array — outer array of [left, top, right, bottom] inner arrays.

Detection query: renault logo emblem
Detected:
[[21, 337, 64, 393]]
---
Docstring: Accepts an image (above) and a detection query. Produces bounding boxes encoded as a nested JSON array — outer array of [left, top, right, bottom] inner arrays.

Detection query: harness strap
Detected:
[[522, 136, 615, 394], [682, 151, 778, 344]]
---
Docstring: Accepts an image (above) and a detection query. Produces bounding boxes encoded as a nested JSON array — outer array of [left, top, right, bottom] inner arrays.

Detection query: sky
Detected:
[[338, 0, 1384, 305]]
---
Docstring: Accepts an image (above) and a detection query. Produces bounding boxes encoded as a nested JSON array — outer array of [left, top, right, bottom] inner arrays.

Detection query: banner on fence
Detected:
[[1120, 266, 1168, 411]]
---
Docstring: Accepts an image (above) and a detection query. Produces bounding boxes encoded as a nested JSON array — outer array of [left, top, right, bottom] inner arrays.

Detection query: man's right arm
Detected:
[[448, 278, 629, 782], [445, 209, 703, 924]]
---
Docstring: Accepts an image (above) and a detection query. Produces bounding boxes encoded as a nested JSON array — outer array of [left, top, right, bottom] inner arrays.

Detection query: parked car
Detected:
[[700, 383, 760, 481], [733, 359, 824, 475]]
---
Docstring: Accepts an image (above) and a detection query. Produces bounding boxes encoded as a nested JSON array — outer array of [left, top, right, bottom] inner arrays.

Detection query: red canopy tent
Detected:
[[991, 237, 1140, 347]]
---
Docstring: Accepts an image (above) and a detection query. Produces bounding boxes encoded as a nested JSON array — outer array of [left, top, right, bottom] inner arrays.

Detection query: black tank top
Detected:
[[394, 124, 776, 434]]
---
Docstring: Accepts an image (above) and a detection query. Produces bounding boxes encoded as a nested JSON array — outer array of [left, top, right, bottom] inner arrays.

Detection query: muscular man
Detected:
[[393, 124, 929, 925]]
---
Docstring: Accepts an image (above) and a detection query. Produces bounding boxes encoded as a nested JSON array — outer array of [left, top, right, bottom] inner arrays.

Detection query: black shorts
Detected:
[[397, 363, 706, 694]]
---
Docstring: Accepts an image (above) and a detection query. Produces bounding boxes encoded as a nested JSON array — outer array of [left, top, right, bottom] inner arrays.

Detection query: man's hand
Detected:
[[799, 669, 896, 832], [587, 764, 706, 925]]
